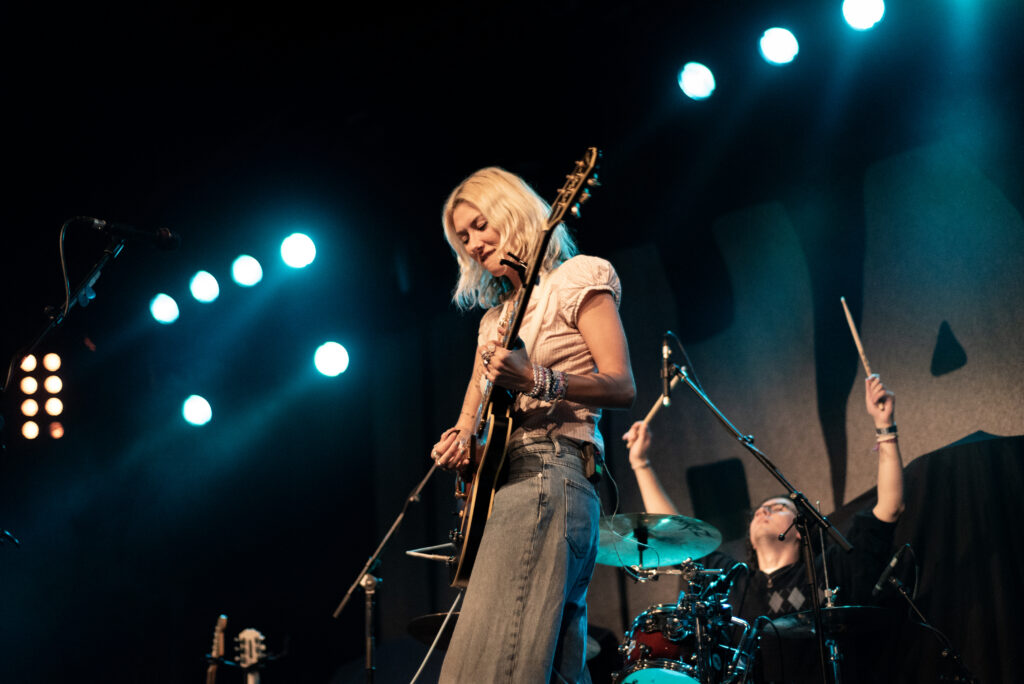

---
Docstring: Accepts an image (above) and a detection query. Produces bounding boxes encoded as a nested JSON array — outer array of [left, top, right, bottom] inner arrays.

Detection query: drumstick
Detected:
[[840, 296, 873, 377], [841, 296, 887, 411], [643, 374, 681, 425]]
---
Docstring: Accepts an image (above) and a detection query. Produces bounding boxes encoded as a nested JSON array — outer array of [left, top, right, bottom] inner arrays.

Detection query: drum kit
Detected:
[[597, 512, 887, 684]]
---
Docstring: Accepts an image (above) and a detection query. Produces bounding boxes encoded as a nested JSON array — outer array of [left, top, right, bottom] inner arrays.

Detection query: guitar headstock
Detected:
[[210, 614, 228, 658], [235, 628, 267, 669], [547, 147, 601, 229]]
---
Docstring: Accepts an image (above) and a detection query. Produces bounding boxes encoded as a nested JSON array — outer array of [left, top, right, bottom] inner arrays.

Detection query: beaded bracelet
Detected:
[[526, 364, 569, 402]]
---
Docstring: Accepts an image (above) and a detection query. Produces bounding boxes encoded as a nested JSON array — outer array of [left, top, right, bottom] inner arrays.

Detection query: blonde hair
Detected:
[[442, 167, 578, 310]]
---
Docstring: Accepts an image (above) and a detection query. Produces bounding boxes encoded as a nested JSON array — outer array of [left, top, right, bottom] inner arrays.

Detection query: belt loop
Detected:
[[551, 435, 561, 456]]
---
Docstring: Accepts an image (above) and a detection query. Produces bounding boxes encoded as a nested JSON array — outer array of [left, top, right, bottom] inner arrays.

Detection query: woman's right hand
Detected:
[[430, 426, 472, 470]]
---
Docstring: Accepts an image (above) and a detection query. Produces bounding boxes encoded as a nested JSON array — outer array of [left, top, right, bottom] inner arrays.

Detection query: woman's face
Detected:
[[451, 201, 518, 284]]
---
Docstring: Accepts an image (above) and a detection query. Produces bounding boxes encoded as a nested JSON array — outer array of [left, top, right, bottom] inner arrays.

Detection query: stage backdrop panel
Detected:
[[844, 142, 1024, 503]]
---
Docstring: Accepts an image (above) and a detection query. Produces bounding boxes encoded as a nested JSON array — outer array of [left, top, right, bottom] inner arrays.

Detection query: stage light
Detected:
[[190, 271, 220, 303], [760, 28, 799, 65], [232, 255, 263, 286], [44, 375, 63, 394], [183, 395, 212, 426], [20, 377, 38, 395], [45, 397, 64, 416], [843, 0, 884, 30], [21, 399, 39, 417], [150, 294, 180, 324], [678, 62, 716, 100], [281, 233, 316, 268], [22, 421, 39, 440], [20, 355, 37, 372], [314, 341, 350, 377], [43, 353, 61, 371], [49, 422, 65, 439]]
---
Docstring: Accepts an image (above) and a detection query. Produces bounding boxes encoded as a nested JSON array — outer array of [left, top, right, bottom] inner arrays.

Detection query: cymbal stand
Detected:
[[332, 463, 440, 683], [817, 523, 844, 684], [885, 576, 978, 683], [669, 362, 851, 684]]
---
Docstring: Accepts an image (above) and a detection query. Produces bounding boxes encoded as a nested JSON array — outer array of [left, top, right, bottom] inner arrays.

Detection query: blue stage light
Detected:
[[182, 395, 212, 426], [843, 0, 885, 31], [760, 28, 799, 66], [190, 271, 220, 303], [150, 294, 180, 324], [678, 62, 716, 100], [314, 342, 350, 377], [281, 233, 316, 269], [231, 255, 263, 287]]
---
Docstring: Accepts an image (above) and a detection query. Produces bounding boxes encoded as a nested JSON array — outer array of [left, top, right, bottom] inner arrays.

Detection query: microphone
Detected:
[[88, 218, 181, 250], [661, 333, 672, 407], [872, 544, 908, 597]]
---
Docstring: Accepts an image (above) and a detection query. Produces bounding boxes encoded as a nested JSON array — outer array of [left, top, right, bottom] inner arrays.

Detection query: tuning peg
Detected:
[[570, 204, 582, 218], [587, 176, 601, 187], [579, 188, 593, 203]]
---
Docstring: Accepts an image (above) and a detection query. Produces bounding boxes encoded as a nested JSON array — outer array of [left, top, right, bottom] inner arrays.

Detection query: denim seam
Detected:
[[505, 470, 545, 682]]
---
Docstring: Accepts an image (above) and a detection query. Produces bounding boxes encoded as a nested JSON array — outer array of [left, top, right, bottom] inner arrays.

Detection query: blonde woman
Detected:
[[431, 166, 635, 683]]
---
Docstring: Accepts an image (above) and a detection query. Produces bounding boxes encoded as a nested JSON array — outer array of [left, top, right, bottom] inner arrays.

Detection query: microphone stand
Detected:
[[886, 577, 978, 682], [2, 234, 125, 394], [669, 363, 851, 684], [332, 463, 439, 683]]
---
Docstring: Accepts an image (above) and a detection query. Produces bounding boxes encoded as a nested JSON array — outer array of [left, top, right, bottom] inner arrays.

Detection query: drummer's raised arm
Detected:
[[623, 421, 680, 515]]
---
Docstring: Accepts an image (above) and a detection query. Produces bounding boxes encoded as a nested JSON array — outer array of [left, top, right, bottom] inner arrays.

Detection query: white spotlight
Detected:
[[760, 28, 799, 66]]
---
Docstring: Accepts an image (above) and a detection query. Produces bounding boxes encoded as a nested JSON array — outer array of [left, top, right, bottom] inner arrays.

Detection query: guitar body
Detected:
[[450, 392, 514, 589], [447, 147, 601, 589]]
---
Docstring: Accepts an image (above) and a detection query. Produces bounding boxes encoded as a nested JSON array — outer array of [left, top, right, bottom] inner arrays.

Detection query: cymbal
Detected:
[[407, 612, 601, 659], [407, 612, 460, 651], [769, 606, 896, 638], [596, 512, 721, 569]]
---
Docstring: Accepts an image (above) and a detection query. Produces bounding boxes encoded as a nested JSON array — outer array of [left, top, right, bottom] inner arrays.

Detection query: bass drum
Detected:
[[613, 603, 723, 684]]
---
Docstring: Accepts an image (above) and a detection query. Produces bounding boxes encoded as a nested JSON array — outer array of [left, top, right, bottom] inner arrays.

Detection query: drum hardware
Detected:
[[613, 562, 760, 684], [596, 512, 722, 569]]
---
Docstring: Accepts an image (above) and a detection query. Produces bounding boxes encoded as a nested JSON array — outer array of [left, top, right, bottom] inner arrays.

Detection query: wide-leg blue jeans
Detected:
[[439, 438, 600, 683]]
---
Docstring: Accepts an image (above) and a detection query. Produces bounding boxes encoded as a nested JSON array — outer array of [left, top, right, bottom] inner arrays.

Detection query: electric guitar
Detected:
[[449, 147, 601, 588], [205, 614, 227, 684], [235, 628, 267, 684]]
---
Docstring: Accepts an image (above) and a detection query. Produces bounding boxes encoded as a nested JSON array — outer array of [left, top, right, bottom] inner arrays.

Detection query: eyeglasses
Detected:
[[756, 503, 794, 517]]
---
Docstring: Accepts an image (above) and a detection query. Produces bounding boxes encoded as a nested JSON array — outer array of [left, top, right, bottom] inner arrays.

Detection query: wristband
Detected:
[[874, 425, 898, 436]]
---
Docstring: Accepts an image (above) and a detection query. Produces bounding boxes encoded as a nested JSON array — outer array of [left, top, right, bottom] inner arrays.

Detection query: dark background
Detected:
[[2, 1, 1022, 682]]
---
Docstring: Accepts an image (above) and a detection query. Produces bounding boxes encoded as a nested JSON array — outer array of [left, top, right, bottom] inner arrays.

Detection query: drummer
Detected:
[[623, 374, 905, 677]]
